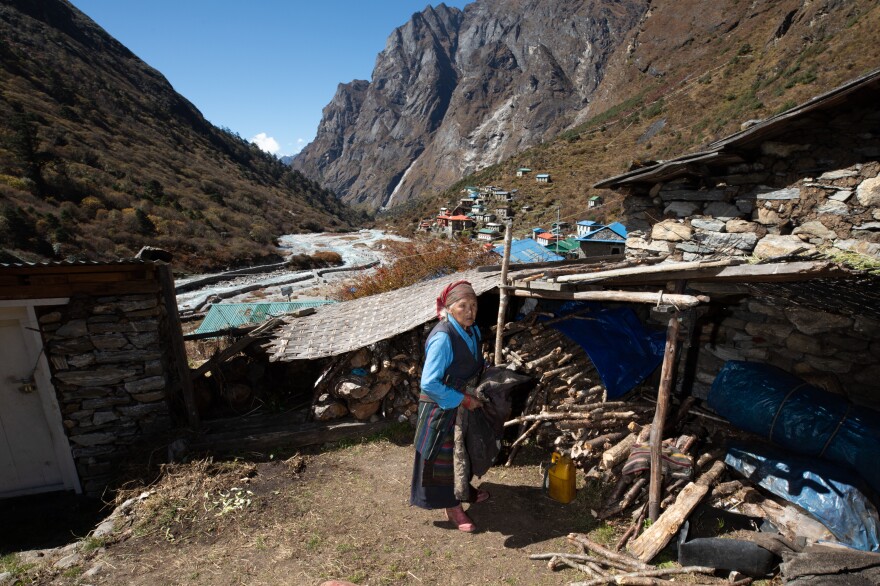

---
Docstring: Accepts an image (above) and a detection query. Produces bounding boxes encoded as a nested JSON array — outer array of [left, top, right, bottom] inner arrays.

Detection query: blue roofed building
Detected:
[[575, 221, 628, 257], [492, 238, 564, 264]]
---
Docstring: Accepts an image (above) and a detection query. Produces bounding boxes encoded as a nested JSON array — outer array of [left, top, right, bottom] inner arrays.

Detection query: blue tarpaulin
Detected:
[[543, 303, 665, 398], [725, 443, 880, 552], [709, 360, 880, 495]]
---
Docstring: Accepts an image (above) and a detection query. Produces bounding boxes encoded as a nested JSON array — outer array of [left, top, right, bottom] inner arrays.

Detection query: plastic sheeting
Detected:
[[708, 360, 880, 495], [725, 443, 880, 552], [544, 303, 665, 398]]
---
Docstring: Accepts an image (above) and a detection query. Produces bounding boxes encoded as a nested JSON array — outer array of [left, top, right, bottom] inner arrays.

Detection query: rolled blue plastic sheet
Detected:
[[725, 443, 880, 552], [708, 360, 880, 494]]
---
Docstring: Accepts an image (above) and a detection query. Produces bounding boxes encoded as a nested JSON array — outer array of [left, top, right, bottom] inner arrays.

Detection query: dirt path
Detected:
[[18, 436, 619, 586]]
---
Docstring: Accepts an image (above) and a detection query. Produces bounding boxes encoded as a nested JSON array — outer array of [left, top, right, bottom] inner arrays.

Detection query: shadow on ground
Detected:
[[433, 480, 593, 548], [0, 491, 105, 554]]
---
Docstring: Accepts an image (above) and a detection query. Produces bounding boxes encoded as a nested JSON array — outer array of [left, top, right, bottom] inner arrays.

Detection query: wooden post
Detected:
[[156, 263, 200, 431], [647, 281, 686, 521], [494, 219, 513, 365]]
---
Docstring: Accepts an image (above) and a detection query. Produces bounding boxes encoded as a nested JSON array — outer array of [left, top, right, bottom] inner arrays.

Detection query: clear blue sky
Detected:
[[68, 1, 471, 157]]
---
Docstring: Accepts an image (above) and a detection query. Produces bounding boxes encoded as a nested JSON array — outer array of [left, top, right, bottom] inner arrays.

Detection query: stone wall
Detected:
[[663, 293, 880, 410], [626, 160, 880, 262], [37, 292, 174, 495]]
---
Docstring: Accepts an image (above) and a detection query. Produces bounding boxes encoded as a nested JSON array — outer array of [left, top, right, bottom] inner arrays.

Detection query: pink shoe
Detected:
[[445, 505, 476, 532]]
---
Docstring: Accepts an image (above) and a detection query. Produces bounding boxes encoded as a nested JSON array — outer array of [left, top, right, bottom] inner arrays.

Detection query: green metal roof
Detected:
[[547, 238, 580, 254], [195, 301, 335, 335]]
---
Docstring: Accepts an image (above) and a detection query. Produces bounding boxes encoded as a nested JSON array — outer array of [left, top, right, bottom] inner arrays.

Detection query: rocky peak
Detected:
[[292, 0, 648, 209]]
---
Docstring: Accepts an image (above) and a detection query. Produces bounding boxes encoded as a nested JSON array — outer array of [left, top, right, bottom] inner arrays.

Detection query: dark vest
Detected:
[[426, 319, 482, 392]]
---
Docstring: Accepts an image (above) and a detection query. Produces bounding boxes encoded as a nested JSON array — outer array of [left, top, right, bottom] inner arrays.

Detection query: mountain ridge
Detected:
[[294, 0, 880, 226], [0, 0, 358, 272]]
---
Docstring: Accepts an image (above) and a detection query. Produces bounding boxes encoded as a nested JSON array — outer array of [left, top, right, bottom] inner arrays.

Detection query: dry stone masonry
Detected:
[[627, 161, 880, 263], [38, 293, 174, 494]]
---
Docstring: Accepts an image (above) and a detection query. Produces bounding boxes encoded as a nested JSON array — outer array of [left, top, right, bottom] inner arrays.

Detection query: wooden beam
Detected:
[[553, 259, 741, 284], [508, 288, 709, 308], [191, 317, 284, 379], [494, 220, 514, 366], [606, 260, 846, 285], [157, 263, 200, 431], [648, 282, 685, 522]]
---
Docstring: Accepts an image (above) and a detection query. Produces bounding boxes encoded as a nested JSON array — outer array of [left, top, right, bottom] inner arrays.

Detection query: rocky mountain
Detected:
[[293, 0, 647, 209], [294, 0, 880, 219], [0, 0, 358, 272]]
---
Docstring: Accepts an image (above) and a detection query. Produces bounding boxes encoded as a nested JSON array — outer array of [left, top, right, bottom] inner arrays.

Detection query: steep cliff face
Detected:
[[292, 0, 648, 209]]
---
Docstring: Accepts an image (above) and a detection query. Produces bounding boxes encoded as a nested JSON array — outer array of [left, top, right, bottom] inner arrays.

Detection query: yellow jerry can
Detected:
[[546, 451, 576, 503]]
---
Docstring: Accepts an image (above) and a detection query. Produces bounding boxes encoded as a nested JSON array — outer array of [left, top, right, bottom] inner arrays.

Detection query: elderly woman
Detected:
[[410, 280, 489, 532]]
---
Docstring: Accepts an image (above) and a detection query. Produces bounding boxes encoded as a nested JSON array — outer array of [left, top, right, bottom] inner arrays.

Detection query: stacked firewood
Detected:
[[311, 324, 431, 422], [497, 310, 655, 468]]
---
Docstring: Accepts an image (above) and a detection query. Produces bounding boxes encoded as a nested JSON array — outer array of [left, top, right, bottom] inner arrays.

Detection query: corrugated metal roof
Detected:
[[493, 239, 564, 264], [195, 301, 335, 335], [268, 267, 510, 361]]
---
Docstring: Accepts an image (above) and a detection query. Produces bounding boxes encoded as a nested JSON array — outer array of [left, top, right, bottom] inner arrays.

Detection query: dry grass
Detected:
[[331, 237, 497, 301]]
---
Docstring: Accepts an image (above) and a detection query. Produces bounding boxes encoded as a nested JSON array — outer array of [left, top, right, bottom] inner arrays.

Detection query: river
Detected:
[[175, 229, 408, 313]]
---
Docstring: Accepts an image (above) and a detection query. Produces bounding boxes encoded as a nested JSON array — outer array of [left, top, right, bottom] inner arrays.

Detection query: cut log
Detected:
[[601, 433, 637, 470], [628, 461, 725, 562]]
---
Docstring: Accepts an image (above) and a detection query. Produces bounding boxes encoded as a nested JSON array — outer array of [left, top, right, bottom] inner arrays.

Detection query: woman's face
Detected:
[[448, 296, 478, 328]]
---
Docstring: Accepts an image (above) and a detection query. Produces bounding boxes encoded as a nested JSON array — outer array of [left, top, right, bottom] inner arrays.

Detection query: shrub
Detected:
[[332, 238, 496, 301]]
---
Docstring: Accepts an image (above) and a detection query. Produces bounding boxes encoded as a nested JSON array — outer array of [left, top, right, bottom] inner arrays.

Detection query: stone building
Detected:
[[592, 68, 880, 408], [0, 260, 192, 497]]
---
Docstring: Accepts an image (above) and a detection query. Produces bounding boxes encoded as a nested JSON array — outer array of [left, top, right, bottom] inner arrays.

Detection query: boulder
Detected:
[[756, 187, 800, 200], [816, 199, 849, 215], [856, 175, 880, 207], [663, 201, 700, 217], [829, 189, 853, 202], [792, 220, 836, 241], [703, 202, 744, 220], [753, 235, 815, 259], [691, 218, 725, 232], [755, 207, 781, 225], [833, 239, 880, 259], [626, 235, 675, 255], [785, 307, 853, 335], [693, 231, 758, 251], [651, 220, 692, 242], [725, 219, 762, 234]]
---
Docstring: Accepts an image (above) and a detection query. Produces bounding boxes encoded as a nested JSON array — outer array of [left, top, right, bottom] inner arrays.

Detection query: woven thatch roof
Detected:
[[268, 266, 507, 361]]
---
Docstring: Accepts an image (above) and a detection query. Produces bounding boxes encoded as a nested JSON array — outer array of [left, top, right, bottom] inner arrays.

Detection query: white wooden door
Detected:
[[0, 306, 71, 497]]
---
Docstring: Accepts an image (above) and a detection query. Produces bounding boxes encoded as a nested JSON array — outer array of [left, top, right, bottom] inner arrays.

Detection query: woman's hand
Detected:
[[460, 394, 483, 411]]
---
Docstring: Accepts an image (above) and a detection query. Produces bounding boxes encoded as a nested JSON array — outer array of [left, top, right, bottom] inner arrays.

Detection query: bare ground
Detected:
[[6, 430, 749, 586]]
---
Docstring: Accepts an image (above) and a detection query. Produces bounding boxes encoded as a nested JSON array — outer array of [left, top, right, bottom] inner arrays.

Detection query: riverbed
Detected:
[[175, 229, 408, 313]]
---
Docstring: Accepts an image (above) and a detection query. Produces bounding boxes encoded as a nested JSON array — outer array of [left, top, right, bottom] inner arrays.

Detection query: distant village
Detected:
[[417, 169, 627, 262]]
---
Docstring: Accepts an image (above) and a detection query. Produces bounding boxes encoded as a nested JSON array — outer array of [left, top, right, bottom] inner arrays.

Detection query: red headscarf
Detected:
[[435, 280, 476, 319]]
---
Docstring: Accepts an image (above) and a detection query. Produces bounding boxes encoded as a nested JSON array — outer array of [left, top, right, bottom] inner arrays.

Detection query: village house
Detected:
[[516, 167, 531, 177], [576, 221, 628, 257], [476, 227, 500, 242], [535, 231, 561, 247], [0, 260, 192, 497], [589, 195, 604, 208], [497, 203, 516, 218], [536, 173, 551, 183], [576, 219, 599, 237]]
